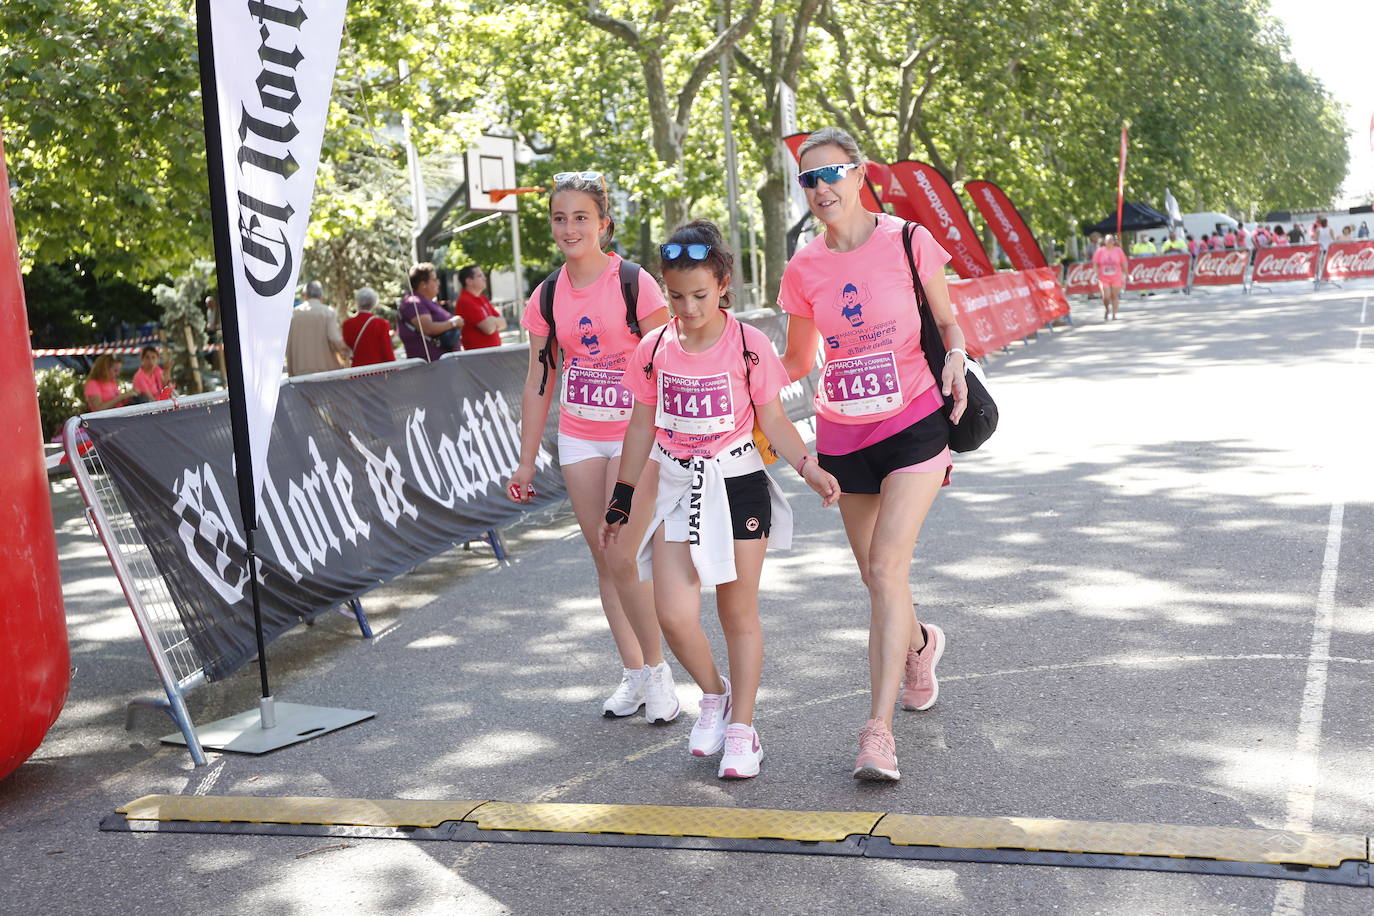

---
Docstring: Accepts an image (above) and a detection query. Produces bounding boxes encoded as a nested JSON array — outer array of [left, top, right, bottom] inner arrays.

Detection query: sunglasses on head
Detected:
[[553, 170, 604, 182], [660, 242, 711, 261], [797, 162, 862, 189]]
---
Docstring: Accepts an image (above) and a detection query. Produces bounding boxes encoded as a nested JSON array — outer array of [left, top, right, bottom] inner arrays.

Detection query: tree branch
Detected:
[[674, 0, 762, 130], [584, 0, 641, 47]]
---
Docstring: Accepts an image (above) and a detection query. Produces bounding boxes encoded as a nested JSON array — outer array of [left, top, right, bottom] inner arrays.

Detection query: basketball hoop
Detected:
[[487, 187, 545, 204]]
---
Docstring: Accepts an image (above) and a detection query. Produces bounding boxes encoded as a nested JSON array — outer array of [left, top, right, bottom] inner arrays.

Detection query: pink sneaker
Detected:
[[900, 623, 945, 711], [853, 718, 900, 781], [718, 723, 763, 779]]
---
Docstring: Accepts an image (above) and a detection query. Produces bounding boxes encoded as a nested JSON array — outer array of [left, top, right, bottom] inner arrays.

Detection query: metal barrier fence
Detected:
[[63, 357, 505, 766]]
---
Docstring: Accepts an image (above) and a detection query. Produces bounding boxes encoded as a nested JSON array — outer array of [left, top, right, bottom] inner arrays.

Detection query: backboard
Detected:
[[466, 135, 519, 214]]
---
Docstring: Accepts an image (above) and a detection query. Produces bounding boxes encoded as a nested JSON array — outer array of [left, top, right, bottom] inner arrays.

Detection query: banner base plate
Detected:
[[161, 702, 374, 755]]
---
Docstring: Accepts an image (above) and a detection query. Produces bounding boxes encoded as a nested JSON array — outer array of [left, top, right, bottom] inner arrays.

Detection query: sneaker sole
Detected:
[[900, 624, 946, 712], [719, 750, 763, 779], [602, 702, 644, 718], [853, 763, 900, 781], [690, 734, 726, 757], [646, 701, 681, 725]]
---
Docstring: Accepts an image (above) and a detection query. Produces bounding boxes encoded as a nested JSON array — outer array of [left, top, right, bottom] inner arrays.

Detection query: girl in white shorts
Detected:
[[506, 172, 679, 723]]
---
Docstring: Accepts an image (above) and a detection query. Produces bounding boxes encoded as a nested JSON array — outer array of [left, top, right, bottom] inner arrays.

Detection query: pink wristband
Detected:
[[795, 454, 812, 476]]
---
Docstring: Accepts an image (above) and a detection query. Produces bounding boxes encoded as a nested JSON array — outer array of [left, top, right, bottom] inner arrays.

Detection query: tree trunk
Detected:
[[757, 158, 790, 307]]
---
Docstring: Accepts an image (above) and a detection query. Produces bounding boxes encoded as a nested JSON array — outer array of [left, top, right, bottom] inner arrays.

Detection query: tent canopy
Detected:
[[1086, 201, 1169, 235]]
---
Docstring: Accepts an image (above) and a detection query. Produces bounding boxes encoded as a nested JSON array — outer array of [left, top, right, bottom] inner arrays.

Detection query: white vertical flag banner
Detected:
[[203, 0, 347, 522]]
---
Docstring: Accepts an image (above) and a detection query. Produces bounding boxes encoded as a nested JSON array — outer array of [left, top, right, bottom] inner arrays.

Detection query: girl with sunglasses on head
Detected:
[[599, 220, 841, 779], [778, 127, 968, 782], [506, 171, 681, 724]]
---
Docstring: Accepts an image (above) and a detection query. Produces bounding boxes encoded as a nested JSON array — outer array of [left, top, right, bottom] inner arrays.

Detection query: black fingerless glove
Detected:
[[604, 480, 635, 526]]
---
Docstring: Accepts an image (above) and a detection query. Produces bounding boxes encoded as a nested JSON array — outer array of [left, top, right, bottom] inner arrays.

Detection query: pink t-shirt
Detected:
[[132, 366, 167, 399], [1273, 234, 1289, 246], [521, 252, 668, 441], [83, 378, 119, 408], [778, 215, 951, 427], [1092, 246, 1127, 284], [622, 312, 788, 460], [1223, 232, 1237, 248]]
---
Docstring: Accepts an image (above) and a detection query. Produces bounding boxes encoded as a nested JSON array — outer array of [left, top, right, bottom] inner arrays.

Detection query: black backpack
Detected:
[[901, 221, 998, 452], [536, 259, 644, 396]]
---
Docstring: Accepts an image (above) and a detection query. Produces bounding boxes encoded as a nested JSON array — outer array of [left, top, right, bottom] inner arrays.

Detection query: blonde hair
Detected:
[[88, 353, 119, 382]]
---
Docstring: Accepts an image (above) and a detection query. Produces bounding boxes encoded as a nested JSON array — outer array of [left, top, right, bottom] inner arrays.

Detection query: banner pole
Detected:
[[1116, 124, 1129, 239], [194, 0, 273, 714]]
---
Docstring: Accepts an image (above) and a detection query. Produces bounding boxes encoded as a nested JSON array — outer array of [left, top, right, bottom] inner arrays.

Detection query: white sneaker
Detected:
[[718, 723, 763, 779], [643, 662, 681, 724], [689, 677, 731, 756], [602, 666, 647, 718]]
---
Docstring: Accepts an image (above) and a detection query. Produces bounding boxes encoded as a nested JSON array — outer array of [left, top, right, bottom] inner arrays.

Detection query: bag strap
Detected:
[[640, 321, 672, 380], [535, 267, 562, 396], [619, 259, 642, 337], [347, 313, 380, 352], [903, 221, 953, 396]]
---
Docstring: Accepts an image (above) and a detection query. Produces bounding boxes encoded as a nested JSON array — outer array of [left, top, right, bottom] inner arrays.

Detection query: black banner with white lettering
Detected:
[[84, 347, 563, 682], [82, 314, 817, 684]]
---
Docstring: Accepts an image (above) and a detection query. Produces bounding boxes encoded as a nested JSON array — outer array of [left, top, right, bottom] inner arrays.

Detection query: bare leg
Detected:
[[650, 530, 724, 694], [563, 457, 654, 669], [603, 455, 664, 666], [715, 537, 767, 725], [838, 471, 944, 729]]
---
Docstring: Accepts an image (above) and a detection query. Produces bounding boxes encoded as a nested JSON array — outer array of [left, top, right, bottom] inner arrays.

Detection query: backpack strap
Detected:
[[640, 322, 672, 380], [535, 267, 562, 397], [619, 259, 642, 337], [739, 315, 760, 404]]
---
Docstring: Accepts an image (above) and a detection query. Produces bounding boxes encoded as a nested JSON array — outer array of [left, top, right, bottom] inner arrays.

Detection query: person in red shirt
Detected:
[[342, 287, 396, 367], [454, 265, 507, 350]]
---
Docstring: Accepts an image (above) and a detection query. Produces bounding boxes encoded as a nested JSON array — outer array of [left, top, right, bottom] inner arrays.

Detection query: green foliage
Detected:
[[21, 261, 161, 346], [0, 0, 1350, 329], [33, 367, 83, 440], [152, 262, 211, 392]]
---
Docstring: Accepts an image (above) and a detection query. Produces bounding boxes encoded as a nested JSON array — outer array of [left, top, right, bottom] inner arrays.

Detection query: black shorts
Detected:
[[725, 470, 771, 540], [818, 407, 949, 495]]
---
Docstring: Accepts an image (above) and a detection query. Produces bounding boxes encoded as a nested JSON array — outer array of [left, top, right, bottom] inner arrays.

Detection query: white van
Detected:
[[1177, 211, 1238, 241]]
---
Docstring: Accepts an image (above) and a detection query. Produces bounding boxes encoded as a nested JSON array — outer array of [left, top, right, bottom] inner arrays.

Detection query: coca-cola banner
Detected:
[[1192, 249, 1250, 287], [1063, 261, 1098, 296], [1322, 240, 1374, 280], [1253, 245, 1320, 284], [963, 180, 1048, 271], [889, 161, 995, 279], [1126, 254, 1190, 291]]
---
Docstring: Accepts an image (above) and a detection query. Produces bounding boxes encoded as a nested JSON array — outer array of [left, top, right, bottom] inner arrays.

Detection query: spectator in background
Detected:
[[1186, 234, 1200, 257], [454, 264, 507, 350], [1289, 224, 1305, 244], [1315, 217, 1335, 253], [83, 354, 135, 411], [1161, 231, 1186, 253], [1223, 227, 1237, 249], [1339, 225, 1354, 240], [1085, 231, 1103, 259], [1253, 225, 1272, 247], [1093, 234, 1128, 320], [398, 262, 462, 362], [1210, 232, 1225, 250], [1271, 225, 1289, 246], [286, 281, 349, 376], [1236, 225, 1250, 248], [1358, 221, 1369, 239], [342, 287, 396, 368], [131, 345, 173, 401]]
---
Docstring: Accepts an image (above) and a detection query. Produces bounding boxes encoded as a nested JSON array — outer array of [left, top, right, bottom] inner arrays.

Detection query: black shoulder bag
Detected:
[[901, 221, 998, 453]]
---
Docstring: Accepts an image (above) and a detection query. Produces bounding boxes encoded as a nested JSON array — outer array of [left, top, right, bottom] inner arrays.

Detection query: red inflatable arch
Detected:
[[0, 131, 69, 780]]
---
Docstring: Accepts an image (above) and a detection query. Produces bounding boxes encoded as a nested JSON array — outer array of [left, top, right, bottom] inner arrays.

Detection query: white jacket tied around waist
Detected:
[[637, 436, 793, 587]]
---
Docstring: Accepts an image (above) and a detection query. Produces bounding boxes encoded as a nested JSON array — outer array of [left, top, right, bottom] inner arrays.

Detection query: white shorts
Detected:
[[558, 433, 623, 467]]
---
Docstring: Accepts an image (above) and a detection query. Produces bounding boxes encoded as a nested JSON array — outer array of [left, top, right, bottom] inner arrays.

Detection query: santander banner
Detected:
[[1252, 245, 1320, 283], [1192, 249, 1250, 287], [1321, 240, 1374, 280], [888, 161, 994, 279], [963, 180, 1047, 271], [1126, 254, 1189, 290]]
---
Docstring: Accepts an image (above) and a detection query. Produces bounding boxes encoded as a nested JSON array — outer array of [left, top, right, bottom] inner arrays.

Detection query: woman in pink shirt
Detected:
[[777, 127, 969, 782], [131, 345, 173, 400], [506, 172, 679, 722], [1091, 235, 1128, 320], [82, 354, 134, 411], [601, 220, 839, 779]]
